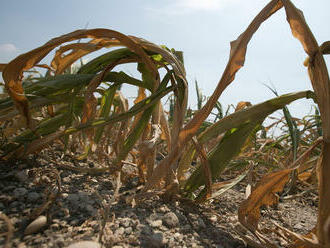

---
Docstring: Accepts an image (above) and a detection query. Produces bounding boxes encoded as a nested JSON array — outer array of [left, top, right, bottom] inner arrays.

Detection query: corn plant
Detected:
[[0, 0, 329, 246]]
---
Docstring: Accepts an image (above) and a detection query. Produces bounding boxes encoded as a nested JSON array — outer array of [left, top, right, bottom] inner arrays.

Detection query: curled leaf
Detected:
[[238, 169, 292, 231], [2, 28, 159, 128]]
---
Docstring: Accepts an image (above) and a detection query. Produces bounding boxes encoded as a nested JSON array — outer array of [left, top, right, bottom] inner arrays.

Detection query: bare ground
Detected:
[[0, 147, 318, 248]]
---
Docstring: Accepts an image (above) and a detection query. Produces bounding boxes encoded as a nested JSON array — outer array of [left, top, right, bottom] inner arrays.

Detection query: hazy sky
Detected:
[[1, 0, 329, 117]]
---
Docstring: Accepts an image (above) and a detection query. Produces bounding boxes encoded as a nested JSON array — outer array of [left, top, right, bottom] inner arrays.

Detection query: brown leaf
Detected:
[[282, 2, 330, 245], [238, 169, 292, 231], [282, 1, 330, 142], [144, 0, 283, 191], [274, 224, 320, 248], [130, 87, 147, 131], [2, 28, 159, 128], [179, 0, 283, 141], [192, 136, 212, 201], [14, 130, 64, 158], [235, 101, 252, 112], [0, 63, 7, 72], [320, 41, 330, 55], [51, 39, 119, 74], [159, 103, 171, 152]]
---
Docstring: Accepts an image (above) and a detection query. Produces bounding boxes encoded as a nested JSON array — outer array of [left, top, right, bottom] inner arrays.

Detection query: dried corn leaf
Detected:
[[2, 28, 159, 128], [235, 101, 252, 112], [320, 41, 330, 55], [274, 224, 319, 248], [282, 1, 330, 139], [111, 79, 171, 167], [0, 64, 7, 72], [78, 48, 138, 74], [51, 39, 119, 74], [238, 169, 292, 231], [177, 91, 313, 185], [184, 120, 260, 196], [159, 103, 171, 152], [297, 170, 313, 182], [144, 0, 284, 191], [14, 130, 64, 158], [179, 0, 283, 142], [282, 2, 330, 243]]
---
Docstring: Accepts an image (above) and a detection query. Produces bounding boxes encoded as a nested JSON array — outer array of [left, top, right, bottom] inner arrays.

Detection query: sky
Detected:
[[1, 0, 330, 118]]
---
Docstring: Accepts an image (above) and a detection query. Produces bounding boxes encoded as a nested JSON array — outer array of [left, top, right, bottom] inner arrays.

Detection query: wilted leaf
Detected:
[[184, 120, 261, 196], [0, 63, 7, 72], [51, 38, 119, 74], [177, 91, 313, 186], [282, 2, 330, 244], [2, 28, 159, 128], [320, 41, 330, 55], [238, 169, 292, 231], [274, 224, 320, 248], [235, 101, 251, 112], [144, 0, 284, 191]]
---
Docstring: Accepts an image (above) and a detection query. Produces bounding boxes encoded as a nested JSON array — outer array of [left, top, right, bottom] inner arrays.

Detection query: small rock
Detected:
[[14, 187, 28, 198], [70, 219, 79, 225], [294, 223, 304, 229], [66, 241, 101, 248], [149, 232, 164, 246], [27, 192, 40, 202], [10, 201, 20, 208], [16, 170, 28, 182], [121, 217, 131, 228], [141, 225, 152, 235], [0, 202, 4, 209], [4, 186, 16, 192], [55, 237, 65, 247], [125, 227, 133, 234], [17, 243, 27, 248], [50, 223, 60, 230], [85, 204, 96, 215], [78, 192, 94, 204], [174, 232, 183, 240], [115, 227, 125, 236], [210, 215, 217, 222], [10, 217, 19, 226], [158, 225, 168, 232], [162, 212, 179, 228], [67, 194, 79, 202], [197, 218, 206, 229], [150, 219, 163, 228], [24, 215, 47, 235], [62, 193, 69, 198], [62, 177, 71, 183], [158, 205, 170, 213]]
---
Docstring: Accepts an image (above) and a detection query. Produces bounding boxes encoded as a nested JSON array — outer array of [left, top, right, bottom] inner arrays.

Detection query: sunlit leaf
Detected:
[[238, 169, 292, 231]]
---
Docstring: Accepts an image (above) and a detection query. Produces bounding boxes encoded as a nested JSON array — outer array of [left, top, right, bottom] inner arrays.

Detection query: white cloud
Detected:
[[0, 43, 18, 53]]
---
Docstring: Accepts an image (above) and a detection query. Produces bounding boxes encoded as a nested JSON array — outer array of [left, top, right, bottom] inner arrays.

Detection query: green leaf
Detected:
[[184, 120, 261, 194], [94, 85, 118, 143], [177, 90, 315, 185], [78, 48, 137, 74]]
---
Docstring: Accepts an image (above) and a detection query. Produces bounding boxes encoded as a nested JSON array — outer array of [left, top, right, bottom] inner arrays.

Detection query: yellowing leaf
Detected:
[[235, 101, 252, 112], [2, 28, 159, 128], [238, 169, 292, 231]]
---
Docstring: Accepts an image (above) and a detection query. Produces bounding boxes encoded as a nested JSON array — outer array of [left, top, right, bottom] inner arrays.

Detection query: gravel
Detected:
[[0, 149, 318, 248]]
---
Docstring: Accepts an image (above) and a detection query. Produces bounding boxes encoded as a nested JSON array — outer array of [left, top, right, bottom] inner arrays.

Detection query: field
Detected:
[[0, 0, 329, 247]]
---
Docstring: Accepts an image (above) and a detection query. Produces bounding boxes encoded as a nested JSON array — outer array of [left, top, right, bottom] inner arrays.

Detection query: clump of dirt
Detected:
[[0, 147, 317, 247]]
